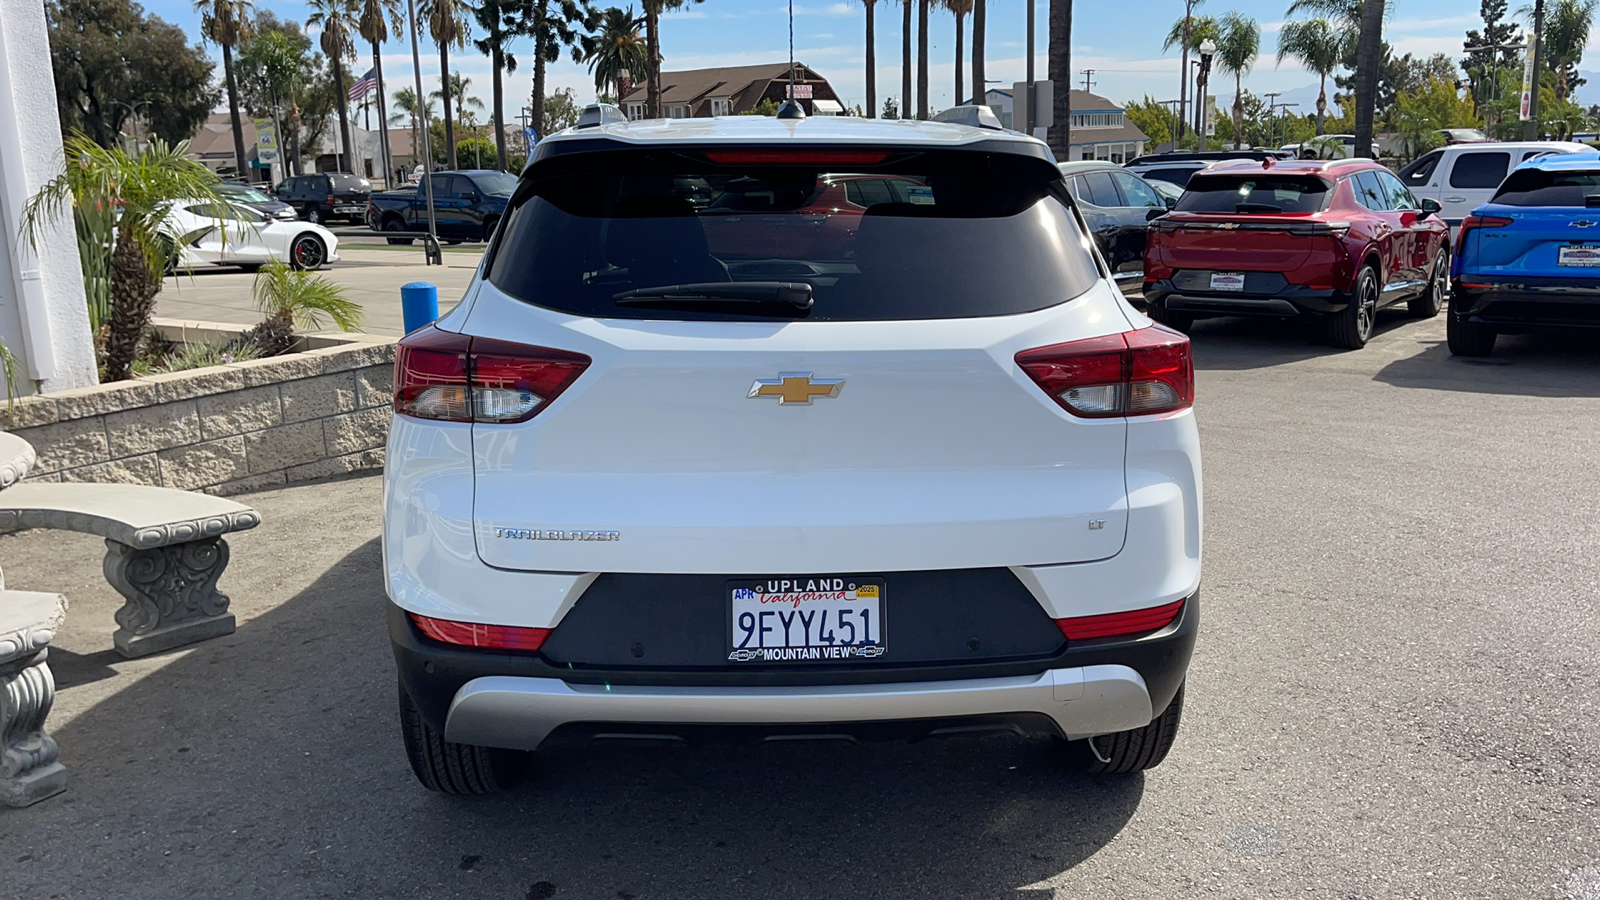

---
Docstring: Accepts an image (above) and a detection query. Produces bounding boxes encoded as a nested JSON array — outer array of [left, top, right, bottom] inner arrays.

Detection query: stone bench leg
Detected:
[[0, 595, 68, 807], [105, 537, 237, 659]]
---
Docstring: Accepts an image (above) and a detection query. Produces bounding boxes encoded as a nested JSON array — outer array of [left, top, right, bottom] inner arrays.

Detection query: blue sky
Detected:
[[142, 0, 1584, 119]]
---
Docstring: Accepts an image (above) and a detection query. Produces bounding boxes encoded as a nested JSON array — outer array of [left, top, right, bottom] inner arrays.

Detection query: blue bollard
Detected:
[[400, 282, 439, 334]]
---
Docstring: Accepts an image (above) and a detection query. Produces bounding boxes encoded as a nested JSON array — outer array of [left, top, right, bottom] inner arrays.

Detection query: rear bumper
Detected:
[[1451, 278, 1600, 331], [1144, 280, 1350, 317], [390, 590, 1197, 749]]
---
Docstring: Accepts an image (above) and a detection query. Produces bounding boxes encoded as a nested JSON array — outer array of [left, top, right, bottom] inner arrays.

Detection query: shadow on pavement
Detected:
[[1373, 332, 1600, 397], [5, 536, 1144, 899], [1185, 314, 1349, 371]]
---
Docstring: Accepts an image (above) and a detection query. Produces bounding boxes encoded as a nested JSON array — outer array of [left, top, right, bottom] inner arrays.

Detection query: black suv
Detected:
[[1058, 160, 1173, 297], [274, 173, 373, 224]]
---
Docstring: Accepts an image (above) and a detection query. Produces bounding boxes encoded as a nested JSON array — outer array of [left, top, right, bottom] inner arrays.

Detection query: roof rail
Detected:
[[575, 103, 628, 130], [931, 104, 1004, 131], [1324, 157, 1375, 168]]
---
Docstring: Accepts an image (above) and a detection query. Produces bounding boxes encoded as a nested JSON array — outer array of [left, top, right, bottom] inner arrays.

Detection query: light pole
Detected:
[[1523, 0, 1545, 140], [1464, 42, 1527, 133], [111, 100, 151, 152], [1197, 39, 1216, 151], [406, 0, 440, 261]]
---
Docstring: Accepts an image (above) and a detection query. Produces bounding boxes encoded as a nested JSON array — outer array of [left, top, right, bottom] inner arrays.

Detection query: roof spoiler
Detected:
[[931, 105, 1003, 131], [576, 103, 628, 130]]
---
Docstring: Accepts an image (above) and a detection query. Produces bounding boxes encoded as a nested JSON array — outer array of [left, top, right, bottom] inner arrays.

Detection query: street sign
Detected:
[[1011, 80, 1053, 132], [254, 118, 279, 163], [786, 83, 814, 99], [1204, 95, 1217, 137]]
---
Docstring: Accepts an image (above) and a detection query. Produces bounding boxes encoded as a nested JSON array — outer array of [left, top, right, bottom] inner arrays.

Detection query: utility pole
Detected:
[[1523, 0, 1545, 140], [1080, 69, 1095, 93], [1024, 0, 1034, 132]]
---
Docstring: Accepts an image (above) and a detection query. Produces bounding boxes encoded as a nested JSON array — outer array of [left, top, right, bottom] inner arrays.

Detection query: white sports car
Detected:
[[162, 199, 341, 271]]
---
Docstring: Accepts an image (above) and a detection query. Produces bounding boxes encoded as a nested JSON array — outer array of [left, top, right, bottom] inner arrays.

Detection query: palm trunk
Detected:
[[440, 44, 458, 169], [1353, 0, 1384, 158], [223, 43, 248, 177], [865, 2, 877, 117], [104, 228, 160, 382], [1046, 0, 1071, 158], [954, 12, 964, 105], [373, 44, 393, 187], [900, 0, 911, 117], [492, 45, 507, 171], [1178, 2, 1191, 139], [332, 54, 354, 172], [532, 13, 548, 136], [1315, 74, 1326, 135], [646, 6, 661, 118], [1232, 72, 1242, 149], [916, 0, 928, 119], [971, 0, 985, 112]]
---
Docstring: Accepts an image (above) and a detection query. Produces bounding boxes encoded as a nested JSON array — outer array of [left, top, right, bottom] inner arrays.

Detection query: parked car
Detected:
[[273, 172, 372, 225], [1396, 140, 1591, 232], [1286, 134, 1383, 160], [367, 169, 516, 243], [1149, 179, 1185, 206], [215, 182, 298, 221], [1127, 150, 1290, 166], [1059, 160, 1173, 296], [1437, 128, 1492, 145], [699, 173, 930, 260], [1126, 159, 1213, 188], [1143, 157, 1451, 348], [384, 106, 1202, 793], [1447, 151, 1600, 355], [160, 199, 340, 271]]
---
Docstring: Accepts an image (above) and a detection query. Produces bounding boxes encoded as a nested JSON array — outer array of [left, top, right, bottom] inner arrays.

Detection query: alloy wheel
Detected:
[[292, 236, 324, 269]]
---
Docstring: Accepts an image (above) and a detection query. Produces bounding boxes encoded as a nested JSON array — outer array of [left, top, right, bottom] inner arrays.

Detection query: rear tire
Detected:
[[305, 207, 322, 225], [1146, 300, 1194, 332], [384, 218, 413, 245], [1327, 264, 1379, 349], [1064, 683, 1185, 774], [1409, 248, 1447, 318], [482, 216, 499, 242], [399, 684, 529, 794], [1447, 312, 1497, 356]]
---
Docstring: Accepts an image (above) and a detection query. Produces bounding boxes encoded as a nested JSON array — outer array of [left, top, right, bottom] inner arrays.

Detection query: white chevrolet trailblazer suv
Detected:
[[383, 105, 1203, 793]]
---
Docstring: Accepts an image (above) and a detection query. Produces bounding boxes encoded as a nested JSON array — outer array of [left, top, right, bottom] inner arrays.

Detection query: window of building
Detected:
[[1069, 112, 1124, 129], [626, 102, 646, 120], [710, 98, 731, 117], [668, 105, 689, 119]]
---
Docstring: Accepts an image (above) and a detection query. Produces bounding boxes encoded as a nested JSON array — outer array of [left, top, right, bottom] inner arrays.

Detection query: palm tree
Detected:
[[195, 0, 255, 178], [971, 0, 985, 106], [1047, 0, 1071, 156], [946, 0, 973, 105], [916, 0, 930, 119], [1352, 0, 1385, 158], [862, 0, 878, 117], [252, 261, 364, 333], [23, 137, 226, 381], [1164, 13, 1219, 136], [642, 0, 704, 118], [521, 1, 591, 136], [1276, 18, 1341, 133], [582, 6, 648, 99], [305, 0, 359, 172], [419, 0, 471, 168], [472, 0, 517, 170], [1217, 11, 1259, 149], [390, 87, 436, 168], [1170, 0, 1204, 140], [356, 0, 403, 182], [901, 0, 912, 115], [1537, 0, 1598, 100]]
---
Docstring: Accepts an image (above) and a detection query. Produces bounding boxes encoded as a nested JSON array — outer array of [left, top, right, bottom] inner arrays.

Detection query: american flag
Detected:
[[348, 68, 377, 101]]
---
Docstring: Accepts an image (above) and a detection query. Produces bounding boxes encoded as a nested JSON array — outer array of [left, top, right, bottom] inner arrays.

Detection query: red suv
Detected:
[[1142, 158, 1452, 348]]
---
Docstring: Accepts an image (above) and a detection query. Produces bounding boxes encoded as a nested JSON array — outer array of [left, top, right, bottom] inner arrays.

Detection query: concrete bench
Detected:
[[0, 482, 261, 658], [0, 588, 68, 806]]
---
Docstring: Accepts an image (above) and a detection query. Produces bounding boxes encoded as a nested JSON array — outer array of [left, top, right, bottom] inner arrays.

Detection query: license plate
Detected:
[[1558, 244, 1600, 266], [727, 577, 886, 662], [1210, 272, 1247, 291]]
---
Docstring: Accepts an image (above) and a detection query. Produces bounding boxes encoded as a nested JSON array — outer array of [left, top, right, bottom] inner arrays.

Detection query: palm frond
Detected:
[[252, 262, 366, 333]]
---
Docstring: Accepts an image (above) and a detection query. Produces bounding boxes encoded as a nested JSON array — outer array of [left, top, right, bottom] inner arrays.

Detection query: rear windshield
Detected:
[[471, 172, 518, 195], [485, 149, 1099, 321], [1175, 174, 1331, 213], [1137, 167, 1202, 187], [1491, 168, 1600, 206], [328, 173, 371, 193]]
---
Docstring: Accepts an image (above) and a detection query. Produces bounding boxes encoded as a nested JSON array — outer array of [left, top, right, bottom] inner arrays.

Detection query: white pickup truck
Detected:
[[1396, 141, 1592, 230]]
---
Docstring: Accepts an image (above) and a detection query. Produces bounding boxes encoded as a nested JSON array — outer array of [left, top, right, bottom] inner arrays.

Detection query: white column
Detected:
[[0, 0, 97, 392]]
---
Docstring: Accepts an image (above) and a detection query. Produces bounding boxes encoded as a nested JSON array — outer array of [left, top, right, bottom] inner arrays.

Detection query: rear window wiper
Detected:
[[614, 281, 814, 310], [1235, 202, 1285, 213]]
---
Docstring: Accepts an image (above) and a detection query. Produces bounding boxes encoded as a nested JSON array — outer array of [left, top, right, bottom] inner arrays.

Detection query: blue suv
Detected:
[[1450, 150, 1600, 355]]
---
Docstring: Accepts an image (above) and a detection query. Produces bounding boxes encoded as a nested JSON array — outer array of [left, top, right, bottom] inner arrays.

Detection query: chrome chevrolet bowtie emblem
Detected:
[[1570, 220, 1598, 228], [748, 372, 844, 405]]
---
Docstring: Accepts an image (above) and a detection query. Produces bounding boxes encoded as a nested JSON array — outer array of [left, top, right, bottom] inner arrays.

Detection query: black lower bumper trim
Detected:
[[1451, 281, 1600, 331], [1145, 280, 1349, 317], [390, 591, 1199, 736]]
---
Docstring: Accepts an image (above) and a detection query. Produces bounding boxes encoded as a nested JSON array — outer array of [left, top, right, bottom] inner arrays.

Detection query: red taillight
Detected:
[[393, 327, 590, 424], [1055, 599, 1185, 640], [1459, 214, 1513, 244], [409, 613, 551, 652], [1015, 325, 1194, 418], [701, 149, 895, 166]]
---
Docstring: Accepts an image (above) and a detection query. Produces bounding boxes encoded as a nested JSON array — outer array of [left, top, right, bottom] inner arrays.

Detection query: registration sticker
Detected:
[[727, 577, 886, 662], [1210, 272, 1247, 291], [1558, 244, 1600, 267]]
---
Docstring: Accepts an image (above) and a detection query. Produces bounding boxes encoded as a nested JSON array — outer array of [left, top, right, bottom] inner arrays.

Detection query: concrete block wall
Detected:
[[3, 336, 396, 495]]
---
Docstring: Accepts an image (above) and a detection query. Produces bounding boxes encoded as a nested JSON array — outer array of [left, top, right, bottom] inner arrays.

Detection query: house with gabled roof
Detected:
[[618, 63, 847, 119]]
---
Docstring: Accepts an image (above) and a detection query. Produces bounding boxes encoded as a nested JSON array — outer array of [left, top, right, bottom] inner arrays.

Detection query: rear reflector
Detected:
[[701, 149, 895, 166], [410, 613, 551, 652], [1055, 599, 1185, 640], [394, 327, 590, 424], [1016, 325, 1194, 418]]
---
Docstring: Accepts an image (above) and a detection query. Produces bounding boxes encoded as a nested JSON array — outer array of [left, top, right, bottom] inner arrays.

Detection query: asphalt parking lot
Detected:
[[2, 309, 1598, 899]]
